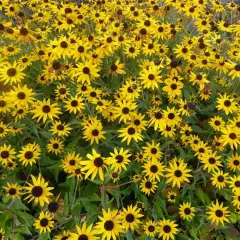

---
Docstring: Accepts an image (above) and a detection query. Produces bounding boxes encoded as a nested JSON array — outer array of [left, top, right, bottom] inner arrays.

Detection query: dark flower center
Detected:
[[104, 220, 114, 231], [7, 68, 17, 77], [60, 41, 68, 48], [94, 157, 103, 167], [214, 120, 220, 126], [235, 181, 240, 187], [8, 188, 17, 195], [184, 208, 191, 215], [171, 84, 177, 90], [31, 186, 43, 197], [151, 148, 157, 154], [168, 113, 175, 119], [208, 157, 216, 164], [52, 61, 61, 70], [134, 119, 140, 126], [57, 124, 64, 131], [53, 143, 59, 149], [217, 176, 224, 182], [127, 127, 136, 135], [229, 133, 236, 139], [0, 100, 6, 107], [148, 74, 155, 80], [40, 218, 49, 227], [42, 105, 51, 113], [17, 92, 26, 100], [78, 235, 88, 240], [150, 165, 158, 173], [1, 151, 9, 158], [233, 160, 239, 166], [116, 155, 123, 163], [163, 225, 171, 233], [145, 181, 152, 188], [20, 27, 28, 36], [25, 151, 33, 159], [83, 67, 90, 74], [215, 210, 223, 217], [224, 100, 231, 107], [235, 64, 240, 71], [122, 107, 129, 114], [69, 160, 76, 166], [126, 213, 135, 223], [155, 112, 162, 119], [92, 129, 99, 136], [71, 100, 78, 107], [148, 225, 155, 232], [48, 201, 59, 213], [174, 170, 182, 177]]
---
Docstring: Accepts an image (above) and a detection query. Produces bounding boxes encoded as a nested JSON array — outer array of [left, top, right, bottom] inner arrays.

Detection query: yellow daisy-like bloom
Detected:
[[0, 61, 25, 84], [61, 152, 82, 174], [209, 116, 225, 131], [158, 219, 179, 240], [142, 140, 162, 161], [74, 60, 100, 84], [167, 191, 177, 203], [95, 209, 123, 240], [219, 126, 240, 150], [229, 175, 240, 194], [142, 159, 165, 181], [179, 202, 195, 220], [82, 120, 106, 145], [64, 95, 85, 114], [2, 182, 22, 199], [199, 151, 222, 173], [17, 142, 41, 166], [81, 149, 108, 181], [31, 98, 61, 123], [216, 93, 237, 115], [206, 200, 230, 225], [106, 147, 131, 172], [24, 174, 53, 207], [50, 120, 72, 137], [0, 144, 16, 166], [110, 59, 126, 75], [232, 192, 240, 208], [165, 161, 192, 188], [140, 177, 157, 195], [0, 121, 9, 138], [227, 153, 240, 172], [54, 230, 70, 240], [120, 204, 143, 231], [210, 170, 230, 189], [69, 222, 98, 240], [34, 211, 54, 234], [118, 125, 143, 145], [46, 138, 64, 155], [139, 65, 162, 89], [162, 79, 183, 99], [143, 220, 158, 237], [6, 84, 35, 108], [163, 107, 181, 126]]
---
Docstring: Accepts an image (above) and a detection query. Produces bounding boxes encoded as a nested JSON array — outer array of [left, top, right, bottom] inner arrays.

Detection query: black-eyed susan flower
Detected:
[[82, 120, 105, 145], [61, 152, 82, 174], [2, 182, 21, 199], [24, 174, 53, 207], [210, 170, 230, 189], [64, 95, 85, 114], [50, 120, 72, 137], [142, 159, 165, 181], [118, 125, 143, 145], [227, 153, 240, 172], [47, 138, 64, 155], [0, 61, 25, 84], [34, 211, 54, 233], [120, 204, 143, 231], [32, 99, 61, 123], [165, 161, 192, 188], [199, 151, 222, 173], [179, 202, 195, 220], [143, 220, 157, 237], [69, 222, 98, 240], [158, 219, 179, 240], [17, 142, 41, 166], [106, 147, 131, 172], [142, 140, 162, 161], [206, 200, 230, 225], [0, 144, 16, 166], [229, 176, 240, 194], [0, 122, 9, 138], [167, 191, 177, 203], [140, 177, 157, 195], [81, 149, 108, 181], [95, 209, 123, 240], [54, 230, 70, 240], [216, 94, 237, 115], [219, 126, 240, 150]]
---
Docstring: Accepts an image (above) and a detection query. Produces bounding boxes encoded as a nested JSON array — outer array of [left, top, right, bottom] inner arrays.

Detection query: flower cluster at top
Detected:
[[0, 0, 240, 239]]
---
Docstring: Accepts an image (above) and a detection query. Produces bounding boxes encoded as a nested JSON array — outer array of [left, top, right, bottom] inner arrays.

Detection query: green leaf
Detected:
[[195, 188, 210, 204]]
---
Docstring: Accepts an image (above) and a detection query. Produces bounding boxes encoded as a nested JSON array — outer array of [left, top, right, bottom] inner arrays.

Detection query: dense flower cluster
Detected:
[[0, 0, 240, 239]]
